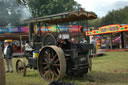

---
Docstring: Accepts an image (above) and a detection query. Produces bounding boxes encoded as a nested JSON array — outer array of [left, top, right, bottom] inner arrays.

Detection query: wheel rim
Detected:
[[38, 46, 66, 81], [16, 59, 26, 76]]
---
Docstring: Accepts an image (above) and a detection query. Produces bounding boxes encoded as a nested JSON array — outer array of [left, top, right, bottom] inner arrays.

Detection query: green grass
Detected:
[[5, 51, 128, 85]]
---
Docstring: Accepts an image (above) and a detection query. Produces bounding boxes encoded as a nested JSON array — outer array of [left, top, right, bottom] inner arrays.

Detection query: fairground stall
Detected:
[[87, 24, 128, 49], [0, 26, 29, 56]]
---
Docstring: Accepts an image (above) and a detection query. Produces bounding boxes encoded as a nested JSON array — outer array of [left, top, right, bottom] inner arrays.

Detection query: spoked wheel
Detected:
[[38, 46, 66, 81], [43, 33, 57, 45], [16, 59, 26, 76]]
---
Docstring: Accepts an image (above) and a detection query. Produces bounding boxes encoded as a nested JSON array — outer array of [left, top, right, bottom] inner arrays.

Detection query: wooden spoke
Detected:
[[55, 59, 59, 63], [48, 70, 52, 80], [53, 64, 60, 67], [57, 68, 60, 74], [51, 50, 54, 57], [52, 54, 57, 61], [51, 71, 55, 80], [44, 65, 49, 70], [43, 58, 49, 63], [48, 53, 51, 59], [43, 70, 50, 78], [46, 49, 51, 59], [44, 51, 48, 56], [53, 70, 58, 77], [41, 62, 48, 65]]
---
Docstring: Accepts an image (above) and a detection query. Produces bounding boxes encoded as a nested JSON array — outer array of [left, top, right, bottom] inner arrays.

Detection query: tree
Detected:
[[101, 6, 128, 26], [88, 18, 102, 27], [26, 0, 80, 17], [88, 6, 128, 27]]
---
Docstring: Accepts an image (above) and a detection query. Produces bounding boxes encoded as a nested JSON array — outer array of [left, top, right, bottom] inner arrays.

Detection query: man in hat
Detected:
[[4, 40, 13, 72]]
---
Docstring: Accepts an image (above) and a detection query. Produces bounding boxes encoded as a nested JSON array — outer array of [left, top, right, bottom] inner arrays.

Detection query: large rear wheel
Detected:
[[38, 46, 66, 81]]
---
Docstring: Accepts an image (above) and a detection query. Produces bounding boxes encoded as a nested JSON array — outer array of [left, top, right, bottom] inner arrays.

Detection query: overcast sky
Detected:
[[74, 0, 128, 17]]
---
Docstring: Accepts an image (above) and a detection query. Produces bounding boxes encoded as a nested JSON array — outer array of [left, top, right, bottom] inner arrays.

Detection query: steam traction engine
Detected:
[[16, 11, 97, 81]]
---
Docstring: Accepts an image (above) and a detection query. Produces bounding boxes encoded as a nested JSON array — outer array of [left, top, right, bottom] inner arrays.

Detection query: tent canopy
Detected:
[[24, 11, 97, 24]]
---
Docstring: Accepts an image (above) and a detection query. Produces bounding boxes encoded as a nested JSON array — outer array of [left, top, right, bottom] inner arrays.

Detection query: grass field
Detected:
[[5, 51, 128, 85]]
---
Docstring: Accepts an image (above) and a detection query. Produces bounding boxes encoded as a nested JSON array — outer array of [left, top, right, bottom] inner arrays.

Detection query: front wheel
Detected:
[[16, 59, 27, 76], [38, 46, 66, 81]]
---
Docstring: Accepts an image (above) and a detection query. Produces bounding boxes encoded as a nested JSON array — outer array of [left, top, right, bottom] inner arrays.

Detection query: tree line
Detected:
[[88, 6, 128, 27]]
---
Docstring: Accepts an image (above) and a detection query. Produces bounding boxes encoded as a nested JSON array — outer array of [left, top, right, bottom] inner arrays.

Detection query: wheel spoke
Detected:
[[42, 62, 48, 65], [51, 71, 55, 80], [48, 70, 52, 80], [48, 53, 51, 60], [51, 50, 54, 57], [44, 65, 49, 70], [53, 64, 60, 67], [55, 59, 59, 63], [53, 70, 58, 77], [44, 51, 49, 56], [43, 70, 50, 78], [46, 49, 51, 59], [43, 58, 49, 63], [52, 54, 57, 61], [57, 68, 60, 74]]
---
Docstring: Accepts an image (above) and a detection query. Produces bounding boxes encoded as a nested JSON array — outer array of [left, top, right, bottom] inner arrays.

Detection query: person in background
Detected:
[[4, 40, 13, 72], [106, 39, 110, 49], [80, 38, 87, 44], [24, 41, 32, 58], [25, 41, 31, 50], [90, 37, 97, 57], [71, 38, 78, 44]]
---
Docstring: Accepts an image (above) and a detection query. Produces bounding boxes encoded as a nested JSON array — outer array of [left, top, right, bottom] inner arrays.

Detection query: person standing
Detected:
[[90, 37, 97, 57], [25, 41, 31, 51], [4, 40, 13, 73]]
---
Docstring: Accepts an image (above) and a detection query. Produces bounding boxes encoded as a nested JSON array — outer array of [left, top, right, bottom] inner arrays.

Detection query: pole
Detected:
[[0, 46, 6, 85], [20, 36, 22, 52], [110, 33, 112, 49]]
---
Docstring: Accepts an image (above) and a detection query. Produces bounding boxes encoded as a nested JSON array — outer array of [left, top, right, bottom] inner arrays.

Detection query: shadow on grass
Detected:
[[63, 71, 128, 84], [96, 54, 107, 57], [24, 70, 39, 77]]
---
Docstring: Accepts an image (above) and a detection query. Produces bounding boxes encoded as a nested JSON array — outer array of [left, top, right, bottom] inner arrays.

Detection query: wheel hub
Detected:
[[48, 61, 54, 70]]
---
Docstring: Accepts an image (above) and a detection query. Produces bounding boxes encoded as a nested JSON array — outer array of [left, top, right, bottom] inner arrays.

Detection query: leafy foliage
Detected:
[[27, 0, 80, 17], [88, 6, 128, 27]]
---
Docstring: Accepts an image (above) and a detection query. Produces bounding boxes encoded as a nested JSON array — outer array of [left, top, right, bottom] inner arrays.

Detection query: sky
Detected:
[[74, 0, 128, 17]]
